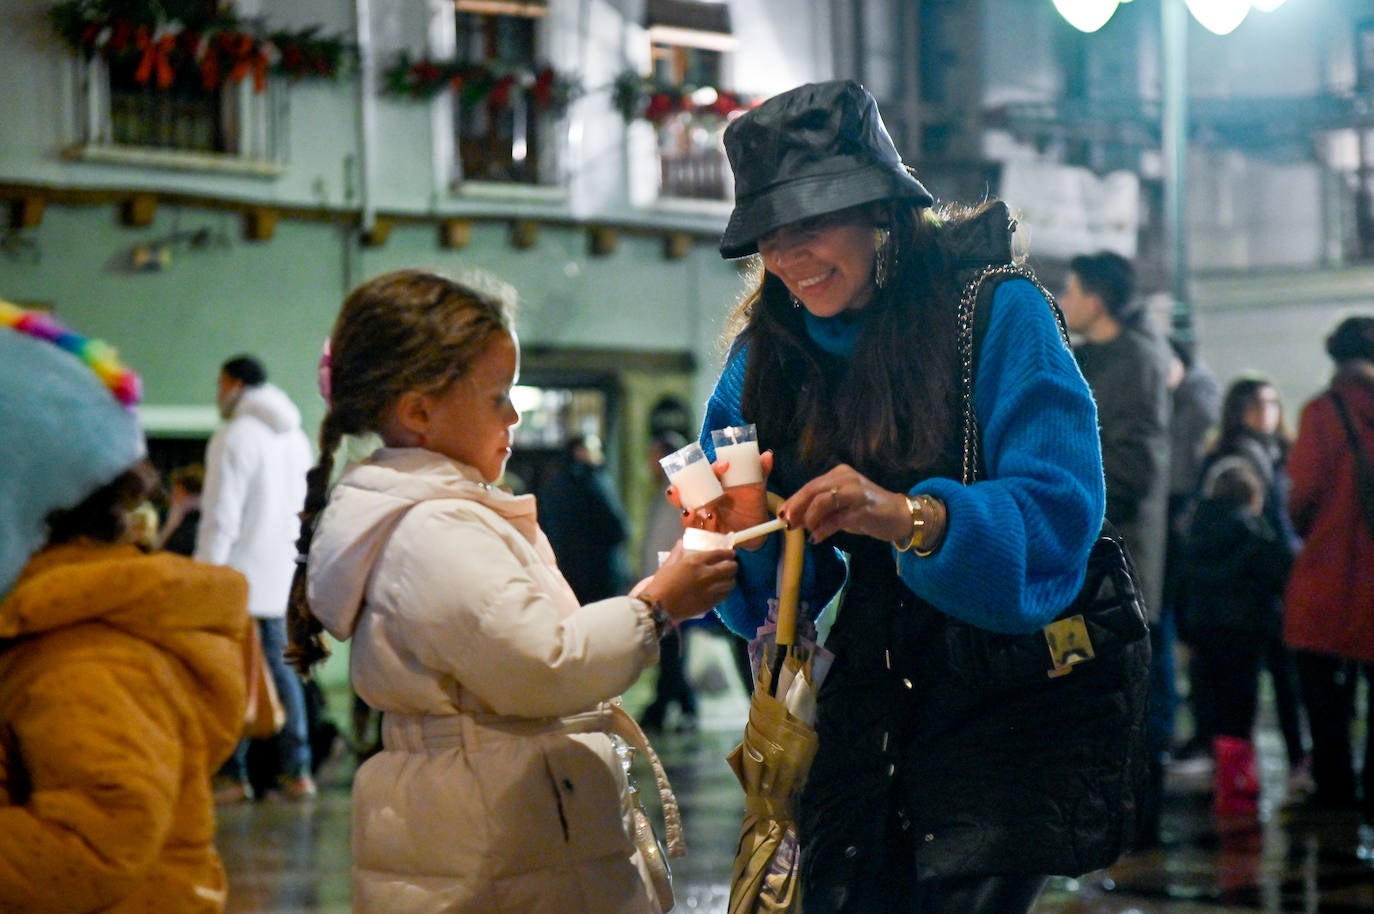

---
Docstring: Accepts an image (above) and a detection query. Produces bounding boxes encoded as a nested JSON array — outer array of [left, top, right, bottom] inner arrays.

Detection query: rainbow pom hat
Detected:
[[0, 300, 142, 407], [1, 299, 147, 599]]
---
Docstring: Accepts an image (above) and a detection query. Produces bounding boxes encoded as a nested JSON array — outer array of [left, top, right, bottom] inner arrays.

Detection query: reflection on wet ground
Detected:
[[219, 639, 1372, 913]]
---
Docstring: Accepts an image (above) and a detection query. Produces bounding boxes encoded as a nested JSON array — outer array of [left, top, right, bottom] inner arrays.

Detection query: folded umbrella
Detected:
[[727, 496, 829, 914]]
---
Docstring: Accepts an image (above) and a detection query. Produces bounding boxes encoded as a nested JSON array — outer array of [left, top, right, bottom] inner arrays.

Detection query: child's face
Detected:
[[421, 332, 521, 483]]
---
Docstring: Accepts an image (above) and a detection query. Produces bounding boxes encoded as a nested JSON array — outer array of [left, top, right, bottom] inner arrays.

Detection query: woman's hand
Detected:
[[779, 463, 914, 545], [639, 541, 738, 622], [667, 450, 776, 549]]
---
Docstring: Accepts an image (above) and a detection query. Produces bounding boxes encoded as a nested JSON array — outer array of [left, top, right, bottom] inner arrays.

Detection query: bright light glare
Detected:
[[1052, 0, 1121, 32], [690, 86, 719, 106], [510, 385, 543, 413], [1250, 0, 1287, 10], [1185, 0, 1251, 34]]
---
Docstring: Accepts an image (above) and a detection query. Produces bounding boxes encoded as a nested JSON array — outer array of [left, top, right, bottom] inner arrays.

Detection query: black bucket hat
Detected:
[[719, 80, 934, 259]]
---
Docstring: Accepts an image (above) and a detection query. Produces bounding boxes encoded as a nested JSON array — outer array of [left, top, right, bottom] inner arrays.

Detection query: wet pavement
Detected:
[[218, 637, 1373, 913]]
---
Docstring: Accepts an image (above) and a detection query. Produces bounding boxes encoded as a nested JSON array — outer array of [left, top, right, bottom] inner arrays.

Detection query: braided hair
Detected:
[[285, 270, 513, 674]]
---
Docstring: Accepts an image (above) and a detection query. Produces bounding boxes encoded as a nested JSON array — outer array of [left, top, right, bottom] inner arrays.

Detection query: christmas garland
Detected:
[[50, 1, 353, 93], [613, 70, 756, 126], [381, 54, 580, 114]]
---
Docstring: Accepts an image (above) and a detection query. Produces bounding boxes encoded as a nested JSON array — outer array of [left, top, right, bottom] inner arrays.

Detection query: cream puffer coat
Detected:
[[307, 449, 667, 914]]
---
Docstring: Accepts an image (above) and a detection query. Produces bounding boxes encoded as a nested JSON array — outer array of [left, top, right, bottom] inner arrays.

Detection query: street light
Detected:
[[1051, 0, 1125, 33], [1053, 0, 1289, 335], [1184, 0, 1253, 36]]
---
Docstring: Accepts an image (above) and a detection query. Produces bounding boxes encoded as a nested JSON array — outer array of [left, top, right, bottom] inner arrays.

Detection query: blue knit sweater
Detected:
[[701, 278, 1106, 637]]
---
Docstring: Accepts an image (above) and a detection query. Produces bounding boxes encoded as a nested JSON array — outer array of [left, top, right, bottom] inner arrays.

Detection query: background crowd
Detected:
[[3, 75, 1373, 907]]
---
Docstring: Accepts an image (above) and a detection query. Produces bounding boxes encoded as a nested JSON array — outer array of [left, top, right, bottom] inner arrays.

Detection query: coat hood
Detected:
[[308, 448, 539, 642], [0, 541, 248, 748], [234, 382, 303, 434]]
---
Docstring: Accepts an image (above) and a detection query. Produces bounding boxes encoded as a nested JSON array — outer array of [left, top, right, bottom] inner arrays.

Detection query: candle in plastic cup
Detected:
[[711, 424, 763, 487], [660, 440, 724, 510], [682, 528, 731, 551]]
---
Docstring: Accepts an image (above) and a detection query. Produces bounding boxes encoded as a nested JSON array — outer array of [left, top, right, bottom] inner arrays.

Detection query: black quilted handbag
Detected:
[[926, 260, 1153, 874]]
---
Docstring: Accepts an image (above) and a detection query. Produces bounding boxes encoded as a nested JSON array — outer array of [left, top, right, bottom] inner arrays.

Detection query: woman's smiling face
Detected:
[[758, 207, 879, 318]]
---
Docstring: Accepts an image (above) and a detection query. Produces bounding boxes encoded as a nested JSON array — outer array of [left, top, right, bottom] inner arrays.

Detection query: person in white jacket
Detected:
[[197, 354, 315, 801], [285, 269, 737, 914]]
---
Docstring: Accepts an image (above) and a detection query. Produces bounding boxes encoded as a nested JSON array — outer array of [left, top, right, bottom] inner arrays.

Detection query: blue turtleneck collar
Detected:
[[803, 309, 866, 357]]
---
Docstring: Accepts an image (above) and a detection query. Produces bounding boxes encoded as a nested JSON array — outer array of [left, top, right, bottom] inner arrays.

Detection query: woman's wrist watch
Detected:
[[637, 592, 676, 638], [894, 493, 946, 557]]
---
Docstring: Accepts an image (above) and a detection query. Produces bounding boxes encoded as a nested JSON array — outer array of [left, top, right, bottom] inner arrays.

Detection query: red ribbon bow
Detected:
[[134, 27, 177, 90]]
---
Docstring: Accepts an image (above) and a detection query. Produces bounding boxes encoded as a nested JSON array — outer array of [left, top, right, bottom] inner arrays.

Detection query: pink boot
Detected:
[[1212, 736, 1260, 819]]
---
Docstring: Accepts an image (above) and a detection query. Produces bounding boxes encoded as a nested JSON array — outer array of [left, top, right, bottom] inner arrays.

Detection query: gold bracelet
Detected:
[[894, 494, 943, 557]]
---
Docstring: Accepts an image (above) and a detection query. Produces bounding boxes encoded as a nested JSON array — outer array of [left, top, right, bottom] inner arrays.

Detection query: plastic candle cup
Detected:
[[682, 528, 731, 551], [710, 424, 763, 487], [660, 440, 724, 510]]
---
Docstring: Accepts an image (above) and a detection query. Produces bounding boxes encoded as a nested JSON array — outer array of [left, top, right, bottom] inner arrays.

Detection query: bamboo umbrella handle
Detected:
[[765, 493, 804, 649]]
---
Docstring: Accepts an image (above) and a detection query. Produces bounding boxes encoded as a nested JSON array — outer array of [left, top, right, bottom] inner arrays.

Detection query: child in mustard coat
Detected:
[[0, 302, 249, 912]]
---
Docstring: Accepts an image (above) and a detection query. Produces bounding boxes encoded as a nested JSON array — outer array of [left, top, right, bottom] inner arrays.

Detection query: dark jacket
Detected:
[[1073, 314, 1172, 622], [537, 460, 629, 603], [1199, 430, 1300, 553], [1181, 499, 1291, 637]]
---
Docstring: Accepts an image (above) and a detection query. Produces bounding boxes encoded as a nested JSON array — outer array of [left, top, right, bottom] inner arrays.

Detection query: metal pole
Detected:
[[1161, 0, 1191, 337]]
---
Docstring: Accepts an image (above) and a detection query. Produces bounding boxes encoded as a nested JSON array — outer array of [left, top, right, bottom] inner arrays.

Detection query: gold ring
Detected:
[[830, 486, 841, 509]]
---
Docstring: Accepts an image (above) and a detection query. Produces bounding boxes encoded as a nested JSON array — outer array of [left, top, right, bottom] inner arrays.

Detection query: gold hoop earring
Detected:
[[873, 228, 892, 288]]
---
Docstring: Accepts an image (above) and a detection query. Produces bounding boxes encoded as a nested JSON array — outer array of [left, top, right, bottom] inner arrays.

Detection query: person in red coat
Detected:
[[1284, 314, 1374, 826]]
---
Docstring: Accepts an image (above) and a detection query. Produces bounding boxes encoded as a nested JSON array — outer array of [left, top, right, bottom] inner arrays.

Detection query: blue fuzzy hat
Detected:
[[0, 301, 146, 599]]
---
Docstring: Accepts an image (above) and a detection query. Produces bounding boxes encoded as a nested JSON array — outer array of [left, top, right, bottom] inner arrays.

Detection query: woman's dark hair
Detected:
[[1212, 374, 1289, 456], [46, 459, 159, 546], [721, 199, 997, 486], [286, 270, 514, 675], [1325, 315, 1374, 364]]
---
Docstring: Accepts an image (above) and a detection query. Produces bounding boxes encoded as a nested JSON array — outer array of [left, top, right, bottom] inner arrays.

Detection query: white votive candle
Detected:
[[659, 440, 724, 510], [682, 528, 731, 551], [711, 424, 763, 487]]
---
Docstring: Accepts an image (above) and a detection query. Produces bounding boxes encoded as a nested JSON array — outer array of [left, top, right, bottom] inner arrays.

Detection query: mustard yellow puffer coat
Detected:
[[0, 541, 248, 913]]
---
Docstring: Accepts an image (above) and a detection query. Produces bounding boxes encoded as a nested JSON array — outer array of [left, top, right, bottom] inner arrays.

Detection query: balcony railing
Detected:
[[654, 115, 730, 201], [660, 148, 728, 200], [68, 57, 284, 176], [110, 87, 228, 152]]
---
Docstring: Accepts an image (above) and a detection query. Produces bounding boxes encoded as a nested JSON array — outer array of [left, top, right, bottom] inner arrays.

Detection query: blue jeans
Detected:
[[222, 617, 312, 781]]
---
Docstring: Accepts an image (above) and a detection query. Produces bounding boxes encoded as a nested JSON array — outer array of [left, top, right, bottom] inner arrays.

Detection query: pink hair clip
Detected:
[[317, 338, 332, 405]]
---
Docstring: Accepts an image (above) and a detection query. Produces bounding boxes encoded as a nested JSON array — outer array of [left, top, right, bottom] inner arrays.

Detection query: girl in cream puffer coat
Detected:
[[286, 271, 737, 913]]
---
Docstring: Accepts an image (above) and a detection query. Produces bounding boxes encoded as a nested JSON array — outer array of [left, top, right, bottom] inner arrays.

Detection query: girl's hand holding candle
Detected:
[[680, 517, 785, 552]]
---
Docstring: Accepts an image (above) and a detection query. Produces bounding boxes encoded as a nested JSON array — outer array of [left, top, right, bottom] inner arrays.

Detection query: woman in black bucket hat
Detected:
[[675, 81, 1120, 913]]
